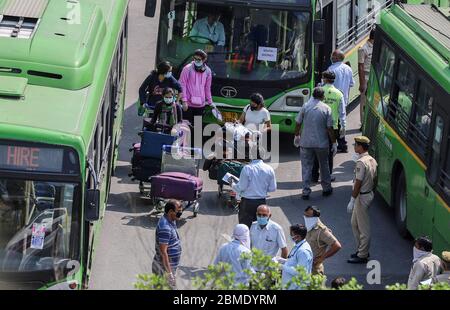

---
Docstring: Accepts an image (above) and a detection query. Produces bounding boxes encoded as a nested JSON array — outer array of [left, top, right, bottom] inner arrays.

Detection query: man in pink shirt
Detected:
[[179, 49, 217, 126]]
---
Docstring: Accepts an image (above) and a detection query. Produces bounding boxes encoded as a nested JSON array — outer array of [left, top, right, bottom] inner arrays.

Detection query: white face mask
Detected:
[[351, 153, 361, 162], [413, 246, 429, 262], [304, 216, 318, 231]]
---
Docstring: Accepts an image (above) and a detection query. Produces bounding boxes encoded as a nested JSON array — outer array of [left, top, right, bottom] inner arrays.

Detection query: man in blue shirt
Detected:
[[190, 12, 226, 46], [231, 148, 277, 228], [281, 224, 313, 290], [152, 200, 183, 289]]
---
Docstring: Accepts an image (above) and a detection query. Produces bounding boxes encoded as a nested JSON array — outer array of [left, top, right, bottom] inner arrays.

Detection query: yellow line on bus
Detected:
[[371, 107, 450, 212]]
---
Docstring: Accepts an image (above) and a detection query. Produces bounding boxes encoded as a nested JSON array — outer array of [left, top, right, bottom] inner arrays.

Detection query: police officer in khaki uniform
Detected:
[[432, 251, 450, 285], [304, 206, 342, 274], [347, 136, 377, 264], [407, 236, 441, 289]]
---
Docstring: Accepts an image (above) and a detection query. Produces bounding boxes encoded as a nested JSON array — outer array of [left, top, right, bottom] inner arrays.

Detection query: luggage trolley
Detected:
[[149, 145, 203, 217]]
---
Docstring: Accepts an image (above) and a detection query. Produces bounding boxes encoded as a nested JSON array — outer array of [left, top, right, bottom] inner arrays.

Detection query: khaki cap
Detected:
[[442, 251, 450, 263], [355, 136, 370, 144]]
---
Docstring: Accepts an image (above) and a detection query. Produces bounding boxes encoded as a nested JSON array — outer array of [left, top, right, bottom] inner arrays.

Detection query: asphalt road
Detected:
[[89, 0, 413, 290]]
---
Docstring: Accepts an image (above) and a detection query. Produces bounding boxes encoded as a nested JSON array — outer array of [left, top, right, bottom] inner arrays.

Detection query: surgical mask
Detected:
[[194, 60, 203, 67], [351, 153, 361, 162], [291, 236, 297, 243], [250, 105, 258, 111], [163, 97, 174, 104], [257, 216, 269, 226], [164, 71, 172, 79], [176, 211, 183, 219], [304, 216, 318, 231]]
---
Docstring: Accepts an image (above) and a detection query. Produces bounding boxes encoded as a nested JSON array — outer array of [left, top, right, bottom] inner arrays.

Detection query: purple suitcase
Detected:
[[150, 172, 203, 201]]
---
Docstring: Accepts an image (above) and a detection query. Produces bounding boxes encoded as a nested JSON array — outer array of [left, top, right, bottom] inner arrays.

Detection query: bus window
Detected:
[[413, 82, 433, 141], [428, 115, 444, 185], [442, 142, 450, 200], [377, 42, 395, 105], [389, 59, 415, 135], [337, 0, 353, 49]]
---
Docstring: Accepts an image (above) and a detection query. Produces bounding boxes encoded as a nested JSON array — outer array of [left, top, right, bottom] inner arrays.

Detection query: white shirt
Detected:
[[243, 105, 271, 129], [214, 240, 253, 284], [233, 160, 277, 199], [282, 239, 313, 290], [250, 220, 287, 258], [327, 61, 355, 106]]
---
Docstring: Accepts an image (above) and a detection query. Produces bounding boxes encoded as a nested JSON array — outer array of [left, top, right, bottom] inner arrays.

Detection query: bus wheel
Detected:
[[394, 170, 408, 237]]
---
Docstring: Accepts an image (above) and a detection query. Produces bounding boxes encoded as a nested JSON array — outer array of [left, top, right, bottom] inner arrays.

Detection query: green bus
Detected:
[[0, 0, 128, 289], [144, 0, 391, 133], [364, 3, 450, 256]]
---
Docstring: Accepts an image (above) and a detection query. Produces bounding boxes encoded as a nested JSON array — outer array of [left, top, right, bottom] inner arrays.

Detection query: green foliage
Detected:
[[134, 273, 171, 290], [418, 282, 450, 290], [385, 283, 408, 290], [135, 249, 450, 290]]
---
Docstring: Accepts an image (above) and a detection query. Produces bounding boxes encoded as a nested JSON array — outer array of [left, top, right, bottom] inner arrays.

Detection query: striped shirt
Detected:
[[155, 215, 182, 270]]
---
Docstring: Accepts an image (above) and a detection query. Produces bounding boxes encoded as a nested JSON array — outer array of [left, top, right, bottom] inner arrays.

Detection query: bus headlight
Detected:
[[268, 89, 310, 112]]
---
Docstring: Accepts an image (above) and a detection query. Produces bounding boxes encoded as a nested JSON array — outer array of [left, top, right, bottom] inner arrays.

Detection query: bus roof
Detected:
[[380, 4, 450, 93], [0, 0, 127, 151], [0, 0, 115, 90]]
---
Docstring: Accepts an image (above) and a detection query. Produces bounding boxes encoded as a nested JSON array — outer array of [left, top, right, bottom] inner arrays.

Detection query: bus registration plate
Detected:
[[222, 112, 238, 123]]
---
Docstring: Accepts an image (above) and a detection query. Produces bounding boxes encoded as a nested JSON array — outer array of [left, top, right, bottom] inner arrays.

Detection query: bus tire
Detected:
[[394, 170, 408, 237]]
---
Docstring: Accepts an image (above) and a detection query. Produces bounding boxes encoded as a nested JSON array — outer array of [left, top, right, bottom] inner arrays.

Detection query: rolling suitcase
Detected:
[[140, 130, 176, 158], [150, 172, 203, 201], [130, 143, 161, 181]]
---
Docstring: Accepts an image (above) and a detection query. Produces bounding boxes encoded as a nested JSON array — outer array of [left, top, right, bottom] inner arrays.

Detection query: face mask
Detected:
[[291, 236, 297, 243], [175, 211, 183, 219], [164, 97, 174, 104], [194, 60, 203, 67], [164, 72, 172, 79], [250, 105, 258, 111], [413, 246, 429, 262], [351, 153, 361, 162], [257, 216, 269, 226], [304, 216, 318, 231]]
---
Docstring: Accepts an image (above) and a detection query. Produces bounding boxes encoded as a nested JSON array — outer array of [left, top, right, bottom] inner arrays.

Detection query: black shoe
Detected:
[[347, 257, 368, 264], [350, 252, 370, 258], [330, 176, 336, 182], [322, 189, 333, 197], [302, 194, 310, 200]]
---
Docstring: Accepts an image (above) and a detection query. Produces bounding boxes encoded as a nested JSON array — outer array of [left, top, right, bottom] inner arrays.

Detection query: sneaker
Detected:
[[322, 189, 333, 197]]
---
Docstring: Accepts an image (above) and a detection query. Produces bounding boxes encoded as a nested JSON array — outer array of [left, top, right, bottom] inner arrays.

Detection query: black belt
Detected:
[[360, 190, 373, 195]]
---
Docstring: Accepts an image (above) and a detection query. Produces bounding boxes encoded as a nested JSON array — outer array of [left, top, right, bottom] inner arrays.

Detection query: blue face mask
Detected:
[[194, 60, 203, 67], [291, 236, 297, 243], [257, 216, 269, 226], [164, 72, 172, 78]]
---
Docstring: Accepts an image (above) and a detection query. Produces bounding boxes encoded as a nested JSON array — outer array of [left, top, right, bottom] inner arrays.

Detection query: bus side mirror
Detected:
[[144, 0, 157, 17], [85, 189, 100, 221], [313, 19, 325, 45]]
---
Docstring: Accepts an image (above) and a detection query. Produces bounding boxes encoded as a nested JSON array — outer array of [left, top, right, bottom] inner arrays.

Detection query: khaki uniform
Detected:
[[351, 152, 377, 258], [407, 253, 441, 289], [358, 41, 373, 123], [306, 219, 338, 274]]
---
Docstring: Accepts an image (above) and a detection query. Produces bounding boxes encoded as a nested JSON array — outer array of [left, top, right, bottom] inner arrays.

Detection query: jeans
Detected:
[[300, 147, 331, 194]]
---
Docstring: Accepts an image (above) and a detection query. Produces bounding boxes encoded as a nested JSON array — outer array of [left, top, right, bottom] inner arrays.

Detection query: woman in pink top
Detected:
[[179, 49, 217, 126]]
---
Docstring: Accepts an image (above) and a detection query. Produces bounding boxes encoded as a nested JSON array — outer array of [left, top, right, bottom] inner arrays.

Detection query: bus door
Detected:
[[316, 1, 334, 82], [427, 107, 449, 249]]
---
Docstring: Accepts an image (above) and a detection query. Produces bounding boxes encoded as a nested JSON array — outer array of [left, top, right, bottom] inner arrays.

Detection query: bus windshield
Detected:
[[0, 179, 80, 277], [158, 1, 311, 82]]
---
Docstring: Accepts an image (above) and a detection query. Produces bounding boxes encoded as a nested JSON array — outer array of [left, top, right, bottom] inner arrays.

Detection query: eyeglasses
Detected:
[[193, 57, 203, 61]]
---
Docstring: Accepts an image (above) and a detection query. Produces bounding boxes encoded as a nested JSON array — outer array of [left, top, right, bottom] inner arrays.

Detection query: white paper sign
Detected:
[[222, 172, 239, 185], [168, 10, 175, 20], [257, 46, 278, 62], [31, 223, 46, 250]]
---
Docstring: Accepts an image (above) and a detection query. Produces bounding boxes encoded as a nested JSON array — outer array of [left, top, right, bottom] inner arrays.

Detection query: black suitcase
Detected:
[[129, 143, 161, 182]]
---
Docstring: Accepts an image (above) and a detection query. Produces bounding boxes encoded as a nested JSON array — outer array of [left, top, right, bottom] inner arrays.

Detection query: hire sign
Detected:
[[0, 144, 64, 173]]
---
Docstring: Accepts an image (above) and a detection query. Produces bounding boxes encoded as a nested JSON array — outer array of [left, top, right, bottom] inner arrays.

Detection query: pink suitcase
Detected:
[[150, 172, 203, 201]]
